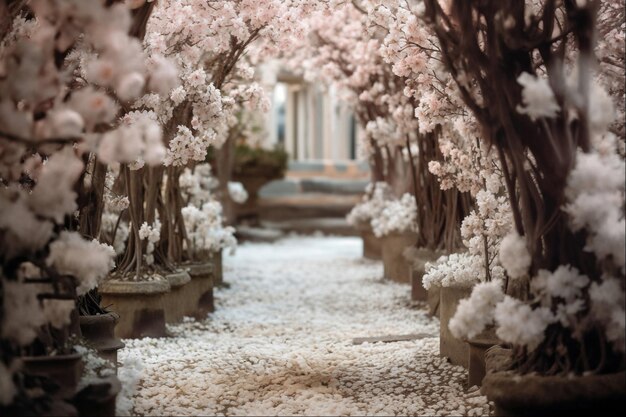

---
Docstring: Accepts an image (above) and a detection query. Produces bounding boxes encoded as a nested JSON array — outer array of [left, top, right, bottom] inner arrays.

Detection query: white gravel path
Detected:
[[120, 235, 490, 416]]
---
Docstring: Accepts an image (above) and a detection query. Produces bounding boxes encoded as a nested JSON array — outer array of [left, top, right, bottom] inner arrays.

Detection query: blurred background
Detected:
[[226, 61, 371, 237]]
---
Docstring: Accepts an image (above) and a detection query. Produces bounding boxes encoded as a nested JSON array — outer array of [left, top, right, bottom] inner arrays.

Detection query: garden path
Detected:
[[120, 235, 490, 416]]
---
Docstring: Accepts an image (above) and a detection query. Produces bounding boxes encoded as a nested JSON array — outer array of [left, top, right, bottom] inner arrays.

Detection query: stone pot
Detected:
[[210, 250, 224, 286], [410, 248, 443, 301], [355, 222, 382, 260], [439, 284, 473, 368], [22, 353, 83, 399], [233, 171, 283, 223], [427, 287, 441, 317], [164, 270, 191, 324], [99, 277, 170, 339], [186, 262, 215, 319], [380, 231, 418, 283], [466, 328, 500, 387], [482, 369, 626, 416], [79, 313, 125, 367], [73, 375, 121, 417]]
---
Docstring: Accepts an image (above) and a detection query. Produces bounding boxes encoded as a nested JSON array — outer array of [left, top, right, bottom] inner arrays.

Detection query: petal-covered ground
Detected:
[[120, 236, 490, 416]]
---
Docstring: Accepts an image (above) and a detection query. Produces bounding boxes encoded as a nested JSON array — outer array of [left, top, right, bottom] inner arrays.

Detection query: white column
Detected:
[[296, 87, 307, 160], [322, 86, 334, 160], [306, 86, 317, 159], [258, 61, 278, 148], [285, 85, 298, 158]]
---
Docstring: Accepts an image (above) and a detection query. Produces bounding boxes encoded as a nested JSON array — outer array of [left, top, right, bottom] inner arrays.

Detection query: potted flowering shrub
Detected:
[[346, 182, 392, 260], [424, 0, 625, 411], [0, 0, 166, 411], [230, 143, 288, 224], [372, 193, 419, 283], [180, 164, 238, 317], [77, 290, 125, 367]]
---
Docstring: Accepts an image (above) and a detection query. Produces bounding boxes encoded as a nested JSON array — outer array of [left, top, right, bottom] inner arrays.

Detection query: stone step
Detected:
[[236, 226, 285, 243], [259, 177, 368, 198], [287, 160, 370, 180], [260, 217, 357, 236], [258, 193, 360, 221]]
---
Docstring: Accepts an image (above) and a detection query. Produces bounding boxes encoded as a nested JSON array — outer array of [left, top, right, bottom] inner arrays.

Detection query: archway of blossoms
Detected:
[[1, 1, 624, 416]]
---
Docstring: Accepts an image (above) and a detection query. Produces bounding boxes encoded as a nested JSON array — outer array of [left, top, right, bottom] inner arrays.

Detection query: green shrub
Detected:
[[232, 144, 288, 177]]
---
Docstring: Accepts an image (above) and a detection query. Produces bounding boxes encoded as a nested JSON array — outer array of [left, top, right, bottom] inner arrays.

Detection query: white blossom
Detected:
[[565, 150, 625, 270], [449, 280, 505, 340], [228, 182, 249, 204], [531, 265, 589, 304], [46, 232, 116, 296], [499, 232, 531, 279], [589, 278, 625, 351], [494, 296, 556, 351], [42, 299, 76, 329], [28, 148, 84, 223], [516, 72, 560, 120], [1, 281, 46, 345], [371, 193, 417, 237]]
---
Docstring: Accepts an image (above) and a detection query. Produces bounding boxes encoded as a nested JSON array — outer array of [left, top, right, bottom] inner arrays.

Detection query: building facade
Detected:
[[259, 63, 360, 163]]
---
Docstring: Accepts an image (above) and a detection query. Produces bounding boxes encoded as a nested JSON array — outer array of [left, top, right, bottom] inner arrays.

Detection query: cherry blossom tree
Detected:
[[423, 0, 625, 374], [108, 0, 327, 279], [0, 0, 177, 409], [294, 1, 471, 251]]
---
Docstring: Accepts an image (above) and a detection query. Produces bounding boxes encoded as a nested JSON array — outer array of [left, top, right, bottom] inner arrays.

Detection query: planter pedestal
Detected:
[[22, 353, 83, 399], [362, 229, 382, 260], [164, 270, 192, 324], [381, 232, 417, 283], [427, 287, 440, 317], [439, 285, 472, 368], [410, 248, 443, 301], [186, 262, 215, 319], [79, 313, 125, 366], [355, 223, 382, 260], [466, 329, 499, 387], [411, 272, 428, 301], [100, 278, 170, 339], [233, 172, 282, 224], [210, 251, 224, 286], [482, 368, 626, 416], [74, 375, 121, 417]]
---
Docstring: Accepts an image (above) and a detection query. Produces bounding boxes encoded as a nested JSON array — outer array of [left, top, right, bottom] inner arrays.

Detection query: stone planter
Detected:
[[380, 232, 418, 283], [79, 313, 125, 367], [99, 277, 170, 339], [439, 285, 472, 368], [466, 329, 499, 387], [233, 172, 283, 223], [211, 250, 224, 286], [164, 270, 191, 324], [482, 369, 626, 416], [74, 375, 121, 417], [186, 262, 215, 319], [427, 287, 440, 317], [22, 353, 83, 399], [355, 223, 382, 260], [410, 248, 443, 301]]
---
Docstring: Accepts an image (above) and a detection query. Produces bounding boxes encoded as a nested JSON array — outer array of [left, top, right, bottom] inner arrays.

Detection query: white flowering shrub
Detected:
[[0, 1, 177, 406], [139, 221, 162, 266], [371, 193, 418, 238], [423, 188, 511, 290], [346, 182, 393, 228], [228, 182, 249, 204], [178, 165, 237, 257], [182, 203, 237, 255], [46, 232, 116, 295], [449, 281, 505, 340]]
